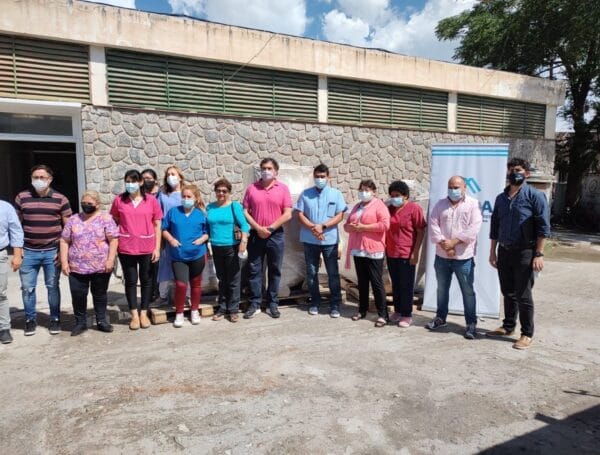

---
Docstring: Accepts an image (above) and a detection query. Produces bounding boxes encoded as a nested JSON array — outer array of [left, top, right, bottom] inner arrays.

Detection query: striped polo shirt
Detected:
[[15, 187, 72, 250]]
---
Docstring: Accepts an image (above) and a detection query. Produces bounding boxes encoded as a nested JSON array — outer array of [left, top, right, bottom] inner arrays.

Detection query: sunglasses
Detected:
[[215, 189, 229, 194]]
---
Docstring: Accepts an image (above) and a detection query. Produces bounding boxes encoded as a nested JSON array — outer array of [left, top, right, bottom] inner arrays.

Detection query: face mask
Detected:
[[448, 188, 463, 202], [182, 199, 195, 209], [80, 203, 97, 214], [261, 170, 274, 181], [390, 197, 404, 207], [31, 179, 49, 191], [125, 182, 140, 194], [314, 178, 327, 190], [358, 191, 373, 203], [143, 180, 155, 191], [508, 171, 526, 186], [167, 175, 180, 187]]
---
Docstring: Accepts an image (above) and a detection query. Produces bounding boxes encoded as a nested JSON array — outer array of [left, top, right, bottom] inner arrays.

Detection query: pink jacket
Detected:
[[344, 198, 391, 268]]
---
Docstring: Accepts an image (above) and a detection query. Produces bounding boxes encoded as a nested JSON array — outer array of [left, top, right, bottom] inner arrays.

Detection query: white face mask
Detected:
[[167, 175, 180, 187], [358, 191, 373, 203], [31, 179, 49, 192], [261, 170, 274, 181], [390, 197, 404, 207]]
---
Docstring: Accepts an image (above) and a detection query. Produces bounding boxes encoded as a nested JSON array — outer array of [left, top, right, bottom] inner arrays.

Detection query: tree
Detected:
[[436, 0, 600, 212]]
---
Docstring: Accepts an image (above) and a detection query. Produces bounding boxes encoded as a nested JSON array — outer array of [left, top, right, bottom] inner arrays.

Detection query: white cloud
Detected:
[[87, 0, 136, 8], [337, 0, 390, 25], [169, 0, 308, 36], [322, 10, 370, 47]]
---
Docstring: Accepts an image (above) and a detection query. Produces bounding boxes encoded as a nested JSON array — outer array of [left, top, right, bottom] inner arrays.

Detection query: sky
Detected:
[[87, 0, 571, 131]]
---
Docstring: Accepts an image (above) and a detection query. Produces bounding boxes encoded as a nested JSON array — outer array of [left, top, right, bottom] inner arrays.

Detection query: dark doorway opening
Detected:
[[0, 141, 78, 212]]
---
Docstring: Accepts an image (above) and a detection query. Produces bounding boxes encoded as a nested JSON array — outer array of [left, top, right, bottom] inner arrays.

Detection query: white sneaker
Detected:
[[190, 310, 201, 325], [173, 313, 185, 328]]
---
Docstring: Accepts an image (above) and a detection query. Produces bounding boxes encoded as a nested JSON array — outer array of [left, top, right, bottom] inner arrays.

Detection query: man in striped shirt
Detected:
[[15, 165, 72, 336]]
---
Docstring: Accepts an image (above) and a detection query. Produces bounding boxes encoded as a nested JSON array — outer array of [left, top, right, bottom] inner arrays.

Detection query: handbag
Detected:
[[231, 202, 242, 241]]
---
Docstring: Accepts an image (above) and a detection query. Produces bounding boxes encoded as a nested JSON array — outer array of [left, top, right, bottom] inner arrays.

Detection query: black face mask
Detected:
[[143, 180, 156, 191], [508, 172, 525, 186], [81, 203, 97, 214]]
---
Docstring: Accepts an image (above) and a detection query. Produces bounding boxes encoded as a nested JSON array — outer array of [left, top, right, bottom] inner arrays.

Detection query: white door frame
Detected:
[[0, 97, 85, 201]]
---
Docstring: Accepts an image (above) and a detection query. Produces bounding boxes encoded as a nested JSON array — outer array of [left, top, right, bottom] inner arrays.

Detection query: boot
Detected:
[[129, 310, 140, 330], [139, 310, 151, 329]]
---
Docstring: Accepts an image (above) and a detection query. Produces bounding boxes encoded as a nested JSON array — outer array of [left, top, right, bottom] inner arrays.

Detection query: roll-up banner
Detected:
[[422, 144, 509, 318]]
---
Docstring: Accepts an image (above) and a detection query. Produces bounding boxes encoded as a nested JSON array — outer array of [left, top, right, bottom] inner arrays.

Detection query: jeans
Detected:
[[19, 248, 61, 322], [118, 253, 152, 311], [497, 247, 535, 337], [68, 272, 111, 326], [303, 243, 342, 312], [212, 245, 242, 314], [387, 257, 416, 317], [0, 250, 9, 330], [434, 255, 477, 325], [247, 229, 284, 310], [353, 256, 388, 320]]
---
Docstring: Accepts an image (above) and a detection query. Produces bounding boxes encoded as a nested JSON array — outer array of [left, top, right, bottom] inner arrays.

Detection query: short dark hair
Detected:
[[30, 164, 53, 177], [213, 178, 232, 192], [313, 163, 329, 176], [141, 168, 158, 180], [358, 179, 377, 191], [507, 157, 531, 171], [388, 180, 410, 197], [260, 157, 279, 171], [121, 169, 146, 200]]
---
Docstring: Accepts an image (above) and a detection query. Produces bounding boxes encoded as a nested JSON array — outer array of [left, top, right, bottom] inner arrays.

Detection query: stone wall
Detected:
[[82, 106, 556, 206]]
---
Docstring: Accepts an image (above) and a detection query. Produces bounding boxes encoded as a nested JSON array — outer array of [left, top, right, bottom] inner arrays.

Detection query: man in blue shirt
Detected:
[[488, 157, 550, 350], [0, 200, 25, 344], [295, 164, 347, 317]]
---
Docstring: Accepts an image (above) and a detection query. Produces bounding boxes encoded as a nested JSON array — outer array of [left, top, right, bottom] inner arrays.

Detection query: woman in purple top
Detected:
[[60, 190, 119, 336]]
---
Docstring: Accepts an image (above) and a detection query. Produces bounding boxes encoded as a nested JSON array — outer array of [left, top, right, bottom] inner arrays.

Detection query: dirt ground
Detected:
[[1, 240, 599, 454]]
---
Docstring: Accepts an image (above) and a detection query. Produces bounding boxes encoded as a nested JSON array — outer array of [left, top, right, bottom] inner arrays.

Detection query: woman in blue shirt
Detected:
[[206, 178, 250, 322], [161, 184, 208, 328]]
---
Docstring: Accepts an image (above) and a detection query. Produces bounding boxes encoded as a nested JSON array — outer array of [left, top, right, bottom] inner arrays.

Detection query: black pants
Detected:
[[497, 247, 535, 337], [354, 256, 388, 320], [212, 245, 242, 314], [149, 260, 159, 300], [118, 253, 152, 310], [387, 257, 416, 317], [68, 272, 111, 326]]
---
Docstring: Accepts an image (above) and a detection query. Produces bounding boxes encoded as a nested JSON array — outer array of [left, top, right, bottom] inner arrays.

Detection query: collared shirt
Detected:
[[0, 200, 24, 249], [490, 182, 550, 247], [294, 185, 347, 245], [429, 195, 482, 260], [15, 187, 72, 250], [243, 179, 293, 227], [386, 201, 427, 259]]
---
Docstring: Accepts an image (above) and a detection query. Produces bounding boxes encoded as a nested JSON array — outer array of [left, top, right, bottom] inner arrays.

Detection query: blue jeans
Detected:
[[387, 257, 416, 317], [19, 248, 61, 321], [434, 255, 477, 325], [303, 243, 342, 312], [248, 229, 284, 309]]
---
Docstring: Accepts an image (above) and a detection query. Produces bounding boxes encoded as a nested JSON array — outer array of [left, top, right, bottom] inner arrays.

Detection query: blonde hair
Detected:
[[162, 166, 187, 194], [81, 190, 101, 207], [181, 184, 205, 211]]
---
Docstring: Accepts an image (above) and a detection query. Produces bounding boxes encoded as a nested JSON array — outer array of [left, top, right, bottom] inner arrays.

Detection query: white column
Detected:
[[318, 75, 328, 123], [89, 45, 109, 106], [447, 91, 457, 133], [544, 105, 558, 140]]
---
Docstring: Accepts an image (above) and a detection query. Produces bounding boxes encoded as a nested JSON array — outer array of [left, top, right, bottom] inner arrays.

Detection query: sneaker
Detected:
[[0, 329, 13, 344], [486, 326, 515, 337], [308, 306, 319, 316], [49, 319, 61, 335], [464, 323, 477, 340], [173, 313, 185, 328], [267, 304, 281, 319], [513, 335, 533, 350], [425, 317, 447, 331], [330, 310, 341, 318], [398, 317, 412, 328], [70, 324, 87, 337], [191, 310, 201, 325], [243, 306, 261, 319], [24, 320, 36, 336], [97, 321, 114, 333], [389, 312, 402, 323]]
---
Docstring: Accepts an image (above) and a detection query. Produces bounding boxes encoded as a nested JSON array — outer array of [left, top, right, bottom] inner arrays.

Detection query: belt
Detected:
[[499, 243, 534, 251]]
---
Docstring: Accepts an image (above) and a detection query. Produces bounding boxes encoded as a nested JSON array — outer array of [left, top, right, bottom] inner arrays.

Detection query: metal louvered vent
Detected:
[[106, 49, 318, 120], [0, 34, 89, 103], [328, 78, 448, 130], [457, 95, 546, 138]]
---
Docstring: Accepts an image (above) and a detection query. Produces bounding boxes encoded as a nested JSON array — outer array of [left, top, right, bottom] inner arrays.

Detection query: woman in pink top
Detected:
[[344, 179, 391, 327], [110, 170, 163, 330], [60, 190, 119, 336]]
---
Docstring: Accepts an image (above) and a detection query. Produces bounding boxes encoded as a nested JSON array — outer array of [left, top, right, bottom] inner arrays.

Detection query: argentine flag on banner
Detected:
[[423, 144, 509, 318]]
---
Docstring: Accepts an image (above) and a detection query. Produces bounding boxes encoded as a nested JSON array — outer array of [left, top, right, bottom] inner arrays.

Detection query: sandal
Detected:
[[229, 313, 239, 323], [212, 312, 225, 321], [351, 312, 366, 321], [374, 318, 387, 328]]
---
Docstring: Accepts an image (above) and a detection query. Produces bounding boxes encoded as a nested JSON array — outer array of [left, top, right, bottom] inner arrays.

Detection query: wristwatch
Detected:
[[321, 224, 328, 231], [534, 251, 544, 257]]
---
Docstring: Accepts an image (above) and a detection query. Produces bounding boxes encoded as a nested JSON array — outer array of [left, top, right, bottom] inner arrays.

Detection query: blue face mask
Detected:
[[182, 199, 195, 209], [314, 178, 327, 190], [390, 197, 404, 207], [448, 188, 462, 202], [125, 182, 139, 194]]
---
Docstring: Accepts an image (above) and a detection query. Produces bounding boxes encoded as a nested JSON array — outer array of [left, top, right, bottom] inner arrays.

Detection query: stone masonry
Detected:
[[82, 106, 556, 207]]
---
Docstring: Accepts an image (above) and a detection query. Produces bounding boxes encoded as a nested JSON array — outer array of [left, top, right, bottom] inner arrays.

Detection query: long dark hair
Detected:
[[120, 169, 146, 201]]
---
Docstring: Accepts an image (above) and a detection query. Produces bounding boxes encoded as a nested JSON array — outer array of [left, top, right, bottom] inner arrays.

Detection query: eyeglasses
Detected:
[[215, 189, 229, 194]]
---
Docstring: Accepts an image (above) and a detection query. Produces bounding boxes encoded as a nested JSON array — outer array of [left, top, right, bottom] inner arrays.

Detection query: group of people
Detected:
[[0, 156, 549, 350]]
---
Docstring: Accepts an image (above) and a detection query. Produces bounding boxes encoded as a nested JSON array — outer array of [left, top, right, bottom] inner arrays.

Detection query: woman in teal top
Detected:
[[206, 178, 250, 322]]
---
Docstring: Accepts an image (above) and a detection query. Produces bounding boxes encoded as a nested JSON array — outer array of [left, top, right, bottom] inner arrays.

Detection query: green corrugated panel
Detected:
[[274, 71, 318, 120], [328, 79, 362, 123], [0, 34, 89, 102]]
